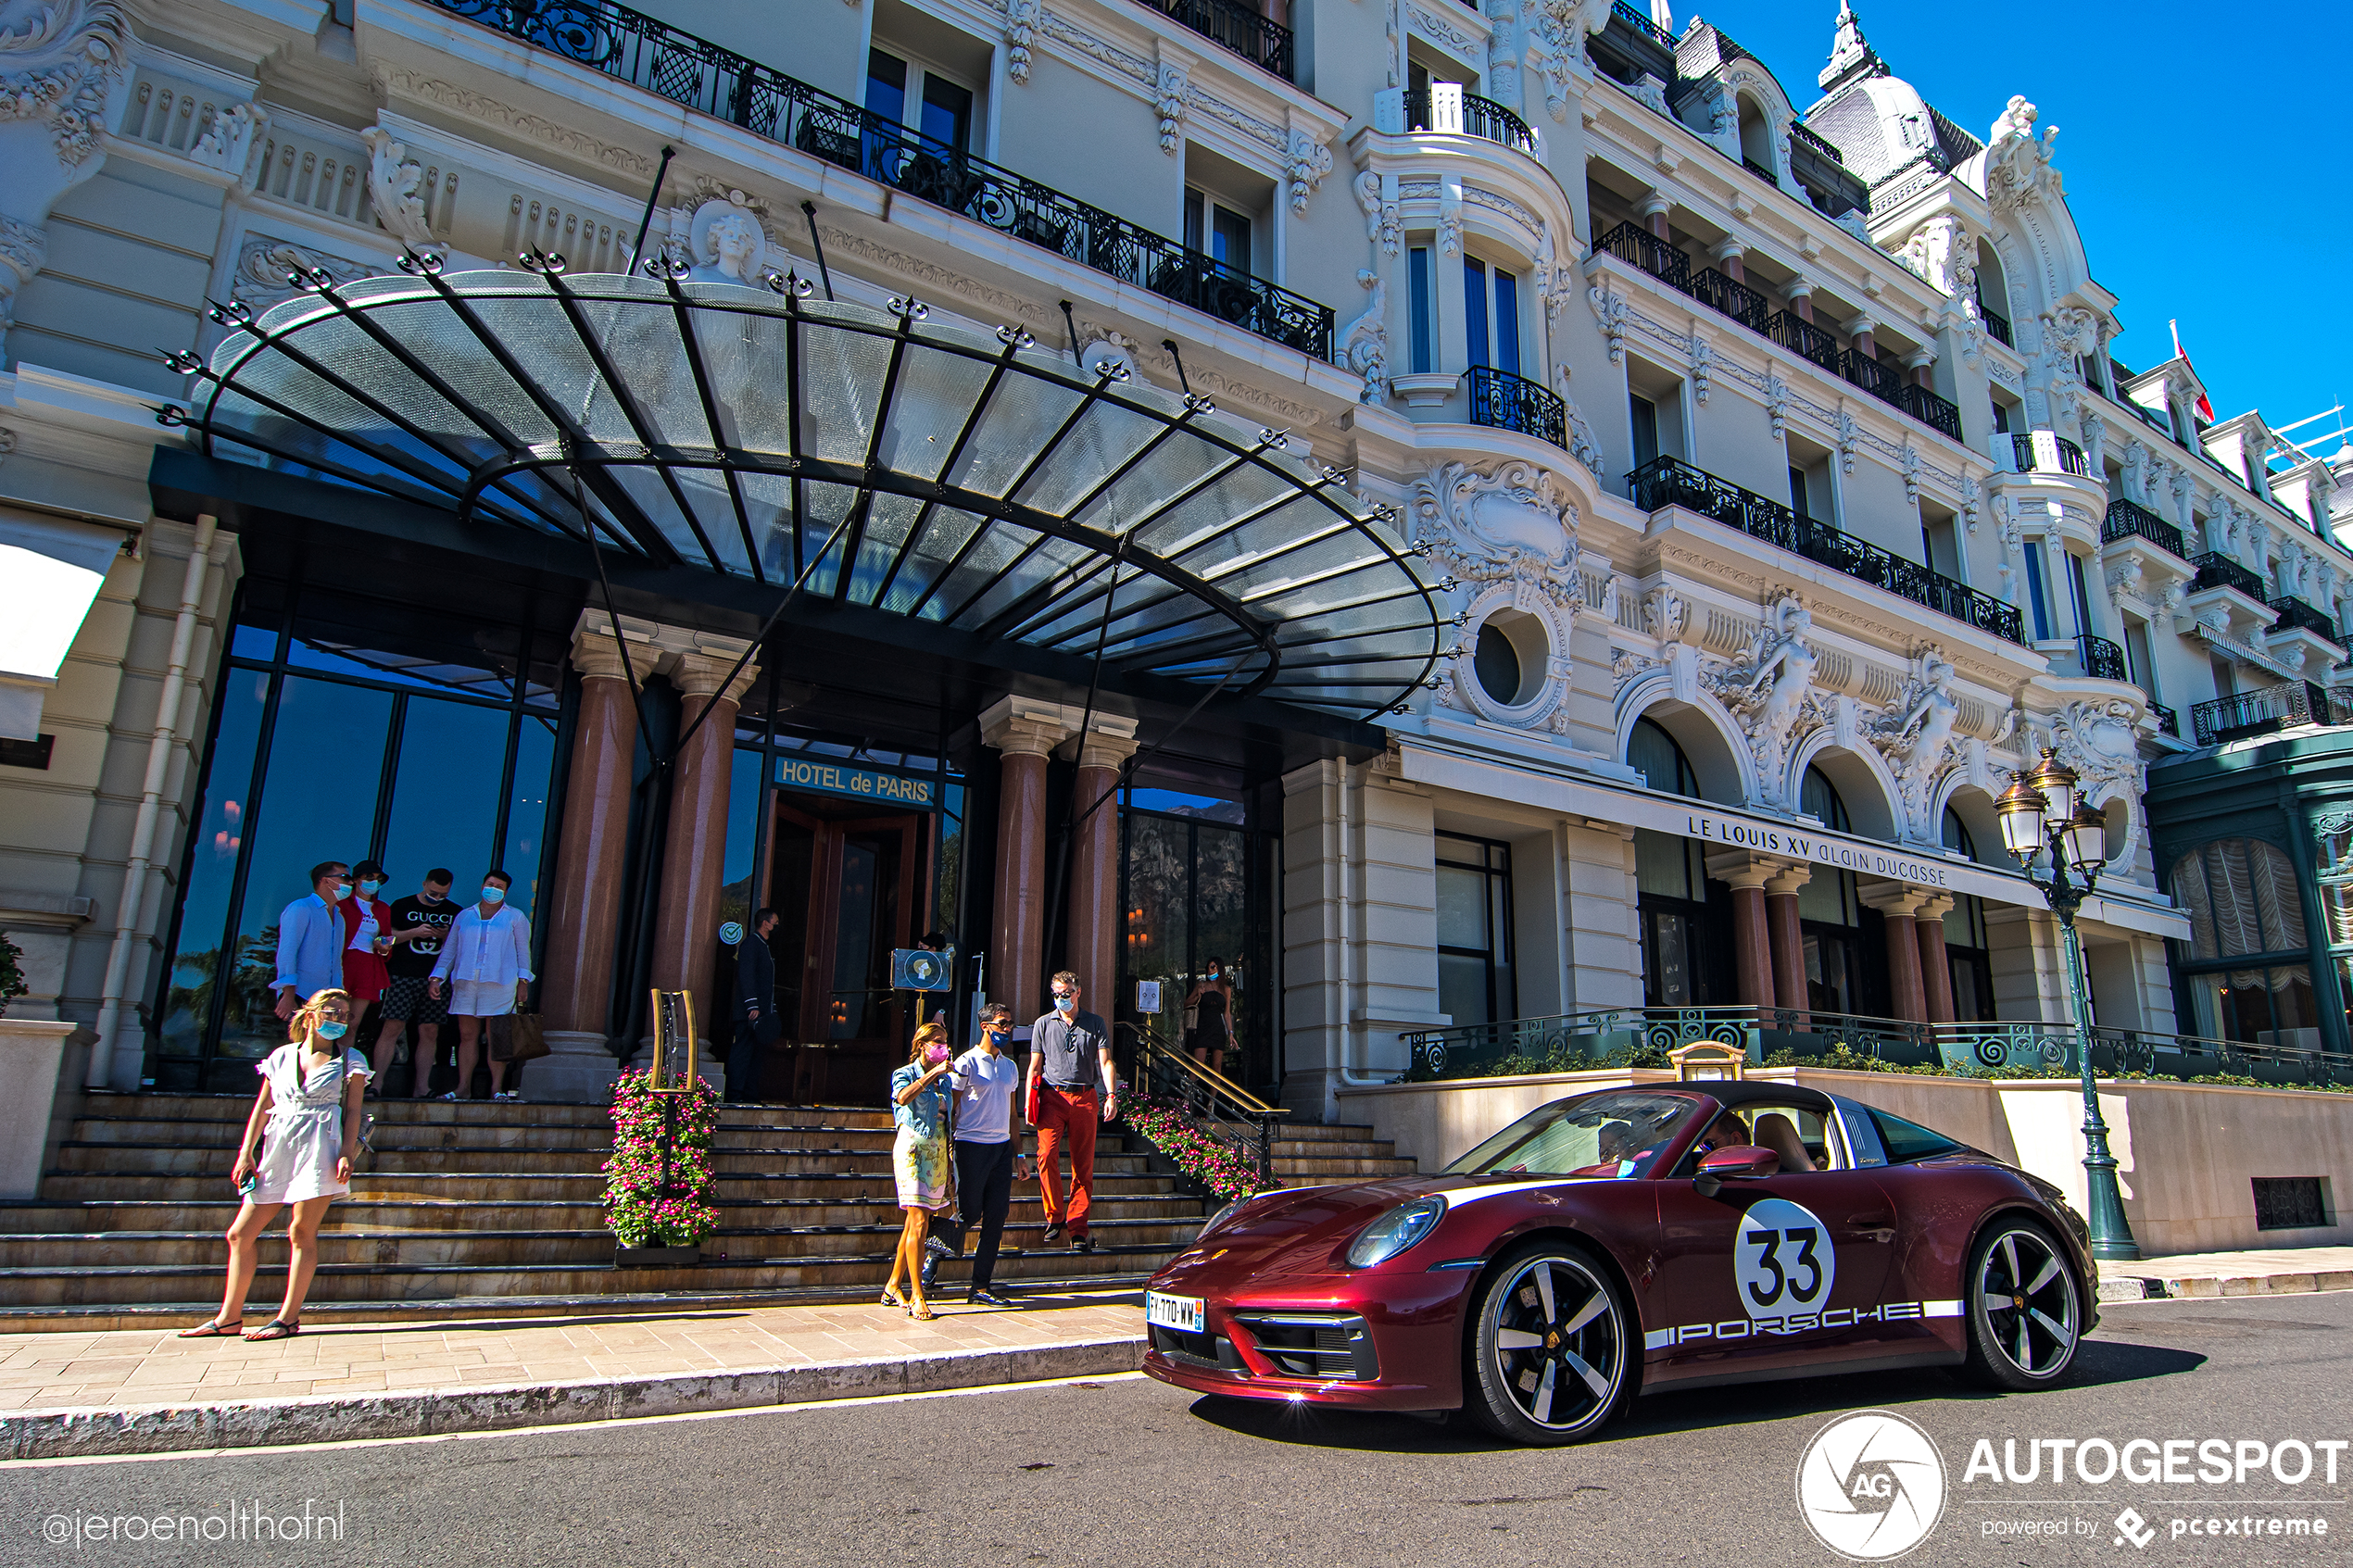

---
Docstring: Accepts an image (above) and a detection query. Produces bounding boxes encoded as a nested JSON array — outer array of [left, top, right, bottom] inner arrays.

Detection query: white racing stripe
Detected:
[[1438, 1178, 1611, 1210]]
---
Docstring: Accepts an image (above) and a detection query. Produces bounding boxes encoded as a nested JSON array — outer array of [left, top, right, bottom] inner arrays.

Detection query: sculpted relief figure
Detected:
[[1705, 596, 1821, 810], [361, 127, 434, 249], [1869, 650, 1961, 839]]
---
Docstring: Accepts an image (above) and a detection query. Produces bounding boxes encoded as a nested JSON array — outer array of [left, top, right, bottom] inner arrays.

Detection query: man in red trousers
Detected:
[[1026, 971, 1116, 1251]]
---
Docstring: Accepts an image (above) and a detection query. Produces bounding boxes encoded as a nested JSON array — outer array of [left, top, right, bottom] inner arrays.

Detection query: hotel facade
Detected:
[[3, 0, 2350, 1128]]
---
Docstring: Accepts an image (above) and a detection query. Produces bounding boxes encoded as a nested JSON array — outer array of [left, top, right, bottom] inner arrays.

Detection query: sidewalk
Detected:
[[2095, 1245, 2353, 1303], [0, 1291, 1147, 1461]]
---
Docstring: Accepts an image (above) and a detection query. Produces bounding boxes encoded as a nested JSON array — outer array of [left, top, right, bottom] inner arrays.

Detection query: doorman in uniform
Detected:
[[730, 909, 781, 1104]]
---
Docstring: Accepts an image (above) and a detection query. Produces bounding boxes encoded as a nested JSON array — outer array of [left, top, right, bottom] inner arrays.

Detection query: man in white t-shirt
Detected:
[[934, 1003, 1031, 1306]]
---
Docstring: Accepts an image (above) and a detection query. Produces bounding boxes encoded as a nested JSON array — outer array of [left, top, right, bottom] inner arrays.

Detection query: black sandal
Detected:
[[242, 1319, 299, 1342], [176, 1318, 243, 1338]]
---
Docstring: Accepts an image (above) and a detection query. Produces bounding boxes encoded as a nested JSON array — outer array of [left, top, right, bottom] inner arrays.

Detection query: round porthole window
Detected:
[[1474, 622, 1523, 705]]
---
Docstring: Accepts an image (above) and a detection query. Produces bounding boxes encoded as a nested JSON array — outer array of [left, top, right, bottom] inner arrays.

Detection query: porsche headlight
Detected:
[[1346, 1197, 1445, 1268], [1198, 1197, 1249, 1240]]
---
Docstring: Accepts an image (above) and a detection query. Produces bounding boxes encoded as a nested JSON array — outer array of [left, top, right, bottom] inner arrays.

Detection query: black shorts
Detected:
[[382, 975, 447, 1025]]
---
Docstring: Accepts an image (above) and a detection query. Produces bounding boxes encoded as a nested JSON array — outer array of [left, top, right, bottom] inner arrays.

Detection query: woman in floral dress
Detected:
[[883, 1020, 954, 1320]]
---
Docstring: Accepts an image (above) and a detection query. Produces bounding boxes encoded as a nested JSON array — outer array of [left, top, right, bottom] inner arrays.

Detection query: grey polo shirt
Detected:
[[1032, 1009, 1111, 1089]]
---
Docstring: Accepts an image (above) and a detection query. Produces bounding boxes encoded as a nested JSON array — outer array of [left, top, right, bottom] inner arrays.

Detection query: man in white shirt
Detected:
[[427, 870, 534, 1101], [936, 1003, 1031, 1306]]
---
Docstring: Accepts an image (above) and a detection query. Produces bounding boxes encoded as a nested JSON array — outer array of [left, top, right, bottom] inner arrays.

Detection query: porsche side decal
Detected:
[[1642, 1298, 1964, 1349]]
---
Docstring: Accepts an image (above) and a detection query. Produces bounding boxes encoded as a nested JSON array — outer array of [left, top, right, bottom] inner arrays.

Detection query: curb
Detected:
[[2, 1336, 1146, 1461], [2096, 1270, 2353, 1303]]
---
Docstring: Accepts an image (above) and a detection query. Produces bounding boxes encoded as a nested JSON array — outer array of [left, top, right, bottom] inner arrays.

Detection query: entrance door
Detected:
[[763, 800, 925, 1104]]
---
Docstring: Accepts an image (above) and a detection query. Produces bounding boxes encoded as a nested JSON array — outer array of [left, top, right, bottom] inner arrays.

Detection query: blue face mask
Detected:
[[359, 880, 382, 897], [316, 1021, 348, 1040], [1053, 994, 1075, 1013], [480, 886, 505, 904], [330, 884, 351, 902]]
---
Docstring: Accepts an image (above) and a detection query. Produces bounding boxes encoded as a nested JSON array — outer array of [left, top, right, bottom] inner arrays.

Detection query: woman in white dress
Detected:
[[179, 987, 373, 1341]]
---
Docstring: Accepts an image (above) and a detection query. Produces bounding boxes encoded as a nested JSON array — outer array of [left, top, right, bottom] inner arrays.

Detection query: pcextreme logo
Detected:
[[1797, 1410, 1950, 1561]]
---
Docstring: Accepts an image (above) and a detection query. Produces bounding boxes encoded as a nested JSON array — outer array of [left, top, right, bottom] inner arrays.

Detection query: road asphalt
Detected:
[[2, 1290, 2346, 1566]]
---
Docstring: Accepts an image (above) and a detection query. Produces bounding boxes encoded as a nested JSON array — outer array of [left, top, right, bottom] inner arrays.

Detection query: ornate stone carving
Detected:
[[1483, 0, 1524, 115], [1865, 648, 1960, 842], [1340, 270, 1388, 405], [1960, 473, 1982, 534], [1984, 94, 2062, 215], [375, 69, 655, 177], [1528, 0, 1609, 124], [1588, 282, 1627, 363], [1531, 220, 1559, 319], [232, 233, 383, 312], [1611, 646, 1661, 697], [1701, 596, 1824, 812], [0, 423, 15, 462], [682, 193, 774, 284], [1437, 181, 1463, 256], [1286, 127, 1333, 214], [1834, 410, 1858, 475], [1354, 169, 1400, 254], [1154, 58, 1187, 153], [360, 127, 434, 249], [1, 0, 125, 166], [191, 101, 266, 181], [2045, 698, 2145, 868], [1765, 370, 1789, 442], [1900, 442, 1920, 504], [1005, 0, 1040, 83], [1688, 334, 1712, 406], [1550, 367, 1604, 479], [1413, 460, 1583, 731]]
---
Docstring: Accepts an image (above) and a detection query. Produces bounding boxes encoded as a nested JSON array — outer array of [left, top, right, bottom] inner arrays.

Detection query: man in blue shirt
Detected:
[[272, 860, 351, 1022], [936, 1002, 1031, 1306]]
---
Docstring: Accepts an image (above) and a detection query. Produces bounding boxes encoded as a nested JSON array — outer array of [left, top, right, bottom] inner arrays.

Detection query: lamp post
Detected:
[[1994, 748, 2141, 1261]]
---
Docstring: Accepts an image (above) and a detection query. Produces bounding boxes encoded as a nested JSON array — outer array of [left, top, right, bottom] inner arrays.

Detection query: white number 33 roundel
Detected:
[[1734, 1198, 1835, 1317]]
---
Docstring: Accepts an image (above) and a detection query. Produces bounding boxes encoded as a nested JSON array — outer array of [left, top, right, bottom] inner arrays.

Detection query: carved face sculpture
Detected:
[[706, 212, 761, 280]]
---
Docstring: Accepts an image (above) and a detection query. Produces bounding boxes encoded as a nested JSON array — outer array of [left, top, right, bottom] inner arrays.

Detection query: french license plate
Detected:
[[1146, 1291, 1204, 1333]]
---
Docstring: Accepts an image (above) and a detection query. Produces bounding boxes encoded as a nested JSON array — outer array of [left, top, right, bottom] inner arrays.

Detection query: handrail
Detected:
[[418, 0, 1333, 359], [1124, 1020, 1288, 1188]]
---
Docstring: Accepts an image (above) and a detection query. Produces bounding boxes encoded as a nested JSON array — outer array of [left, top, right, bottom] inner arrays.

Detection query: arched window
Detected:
[[1629, 716, 1699, 798], [2168, 838, 2317, 1047], [1801, 765, 1849, 832], [1736, 95, 1775, 177], [1941, 806, 1976, 860]]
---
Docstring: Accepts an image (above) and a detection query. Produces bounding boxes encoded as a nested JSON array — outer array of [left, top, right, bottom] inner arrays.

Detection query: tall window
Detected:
[[1436, 833, 1516, 1029], [1941, 807, 1994, 1020], [1184, 190, 1252, 276], [2168, 838, 2317, 1046], [2067, 550, 2095, 638], [1629, 394, 1660, 470], [866, 47, 974, 153], [2124, 621, 2158, 696], [1797, 767, 1869, 1016], [1790, 466, 1811, 520], [1629, 719, 1719, 1007], [1119, 784, 1277, 1089], [1463, 257, 1520, 376], [1407, 245, 1433, 374], [2022, 540, 2054, 640]]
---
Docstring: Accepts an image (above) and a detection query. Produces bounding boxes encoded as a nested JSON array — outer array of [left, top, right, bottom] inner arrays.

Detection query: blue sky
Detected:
[[1705, 1, 2353, 459]]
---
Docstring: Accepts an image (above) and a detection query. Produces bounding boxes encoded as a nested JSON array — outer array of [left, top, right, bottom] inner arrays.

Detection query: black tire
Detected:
[[1463, 1239, 1634, 1446], [1958, 1217, 2082, 1391]]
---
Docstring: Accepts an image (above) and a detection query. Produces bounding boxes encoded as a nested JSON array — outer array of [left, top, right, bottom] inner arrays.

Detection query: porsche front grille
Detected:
[[1228, 1312, 1379, 1381]]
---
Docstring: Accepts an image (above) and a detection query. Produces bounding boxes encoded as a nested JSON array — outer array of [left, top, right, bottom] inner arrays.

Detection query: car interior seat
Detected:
[[1752, 1112, 1817, 1173]]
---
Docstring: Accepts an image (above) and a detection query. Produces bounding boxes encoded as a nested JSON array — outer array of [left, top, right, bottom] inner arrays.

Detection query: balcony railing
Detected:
[[1687, 267, 1767, 332], [2150, 701, 2179, 738], [1592, 220, 1690, 290], [1629, 456, 2024, 644], [1766, 309, 1841, 372], [2272, 596, 2343, 646], [1896, 383, 1964, 442], [1742, 156, 1777, 183], [1402, 86, 1538, 155], [2190, 551, 2269, 605], [2192, 682, 2334, 745], [1466, 365, 1567, 450], [1975, 282, 2013, 347], [1147, 0, 1295, 81], [1840, 347, 1905, 404], [2011, 432, 2091, 476], [1788, 120, 1843, 165], [420, 0, 1332, 358], [1610, 0, 1676, 47], [2074, 633, 2127, 681], [2101, 496, 2186, 558]]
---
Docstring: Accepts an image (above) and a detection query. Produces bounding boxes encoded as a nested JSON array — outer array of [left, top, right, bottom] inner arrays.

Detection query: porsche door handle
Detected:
[[1847, 1211, 1895, 1241]]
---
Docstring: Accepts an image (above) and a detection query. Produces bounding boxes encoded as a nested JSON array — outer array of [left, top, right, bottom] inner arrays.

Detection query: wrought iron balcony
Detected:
[[1840, 347, 1905, 404], [1401, 87, 1538, 155], [1974, 282, 2012, 348], [2272, 596, 2343, 646], [1765, 309, 1841, 373], [2149, 701, 2179, 738], [1896, 383, 1964, 442], [419, 0, 1331, 358], [1147, 0, 1295, 81], [2190, 551, 2269, 605], [1592, 220, 1690, 290], [2192, 681, 2334, 745], [1788, 120, 1844, 165], [1628, 456, 2024, 645], [2074, 633, 2127, 682], [1688, 267, 1767, 332], [1466, 365, 1567, 450], [2011, 432, 2091, 476], [1742, 156, 1777, 183], [1611, 0, 1676, 47], [2101, 496, 2186, 558]]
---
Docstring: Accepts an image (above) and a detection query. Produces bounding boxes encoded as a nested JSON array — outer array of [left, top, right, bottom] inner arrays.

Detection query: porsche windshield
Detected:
[[1442, 1091, 1702, 1180]]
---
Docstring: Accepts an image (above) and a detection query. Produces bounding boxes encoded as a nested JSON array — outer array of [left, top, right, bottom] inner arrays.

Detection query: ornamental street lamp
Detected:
[[1994, 748, 2141, 1261]]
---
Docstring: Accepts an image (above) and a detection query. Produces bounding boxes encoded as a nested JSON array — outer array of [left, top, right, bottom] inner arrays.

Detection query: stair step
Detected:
[[0, 1193, 1210, 1234], [38, 1171, 1190, 1203]]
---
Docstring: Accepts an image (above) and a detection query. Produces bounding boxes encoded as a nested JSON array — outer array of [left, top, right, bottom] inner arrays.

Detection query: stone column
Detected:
[[980, 696, 1075, 1029], [535, 615, 645, 1100], [1917, 894, 1957, 1023], [649, 642, 759, 1047], [1764, 863, 1812, 1018], [1906, 346, 1938, 390], [1639, 191, 1671, 243], [1845, 313, 1878, 362], [1789, 279, 1815, 325], [1063, 719, 1139, 1021], [1862, 884, 1930, 1023], [1705, 852, 1776, 1013], [1711, 240, 1746, 286]]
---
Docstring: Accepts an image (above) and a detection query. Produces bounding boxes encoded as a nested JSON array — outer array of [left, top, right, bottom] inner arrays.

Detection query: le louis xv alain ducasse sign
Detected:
[[1675, 808, 1958, 889]]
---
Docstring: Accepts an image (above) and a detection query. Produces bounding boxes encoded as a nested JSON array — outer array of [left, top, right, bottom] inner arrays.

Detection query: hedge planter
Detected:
[[604, 1069, 721, 1253]]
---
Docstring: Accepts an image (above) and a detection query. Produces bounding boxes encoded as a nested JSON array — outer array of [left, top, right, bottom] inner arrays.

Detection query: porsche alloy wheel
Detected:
[[1960, 1220, 2081, 1391], [1466, 1242, 1631, 1445]]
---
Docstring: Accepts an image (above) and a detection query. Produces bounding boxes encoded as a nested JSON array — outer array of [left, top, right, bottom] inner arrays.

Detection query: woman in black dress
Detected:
[[1186, 959, 1235, 1078]]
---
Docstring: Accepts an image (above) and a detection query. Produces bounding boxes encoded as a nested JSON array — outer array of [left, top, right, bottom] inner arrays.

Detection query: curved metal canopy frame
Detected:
[[166, 255, 1441, 721]]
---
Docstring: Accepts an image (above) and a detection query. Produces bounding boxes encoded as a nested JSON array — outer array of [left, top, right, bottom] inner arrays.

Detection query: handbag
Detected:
[[491, 1011, 549, 1063]]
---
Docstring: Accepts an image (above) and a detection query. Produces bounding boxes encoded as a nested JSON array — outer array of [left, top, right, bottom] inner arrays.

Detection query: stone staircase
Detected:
[[0, 1094, 1417, 1332]]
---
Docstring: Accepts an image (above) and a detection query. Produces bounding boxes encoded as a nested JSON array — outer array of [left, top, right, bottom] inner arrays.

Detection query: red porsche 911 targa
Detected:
[[1142, 1081, 2097, 1445]]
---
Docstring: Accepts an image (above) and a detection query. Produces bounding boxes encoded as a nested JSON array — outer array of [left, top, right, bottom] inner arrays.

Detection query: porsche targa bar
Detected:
[[1142, 1082, 2096, 1444]]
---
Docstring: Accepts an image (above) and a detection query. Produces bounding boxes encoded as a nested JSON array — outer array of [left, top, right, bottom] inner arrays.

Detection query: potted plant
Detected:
[[604, 1067, 721, 1266]]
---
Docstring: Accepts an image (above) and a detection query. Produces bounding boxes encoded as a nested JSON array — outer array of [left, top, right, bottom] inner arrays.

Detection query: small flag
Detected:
[[2170, 320, 2215, 423]]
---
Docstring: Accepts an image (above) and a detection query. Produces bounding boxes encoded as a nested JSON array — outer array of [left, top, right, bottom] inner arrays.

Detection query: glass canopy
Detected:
[[170, 257, 1440, 721]]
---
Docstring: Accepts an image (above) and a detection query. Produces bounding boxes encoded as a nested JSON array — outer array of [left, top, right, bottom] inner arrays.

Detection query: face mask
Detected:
[[422, 889, 447, 904], [330, 884, 351, 902], [316, 1021, 348, 1040], [924, 1043, 949, 1066], [1053, 994, 1075, 1014], [359, 880, 382, 897], [480, 886, 505, 904]]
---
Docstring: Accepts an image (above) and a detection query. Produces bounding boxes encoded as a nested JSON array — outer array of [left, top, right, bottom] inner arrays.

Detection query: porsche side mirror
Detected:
[[1693, 1144, 1780, 1197]]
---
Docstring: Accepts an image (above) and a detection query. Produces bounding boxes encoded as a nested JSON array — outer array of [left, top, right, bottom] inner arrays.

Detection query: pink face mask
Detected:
[[924, 1043, 950, 1066]]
